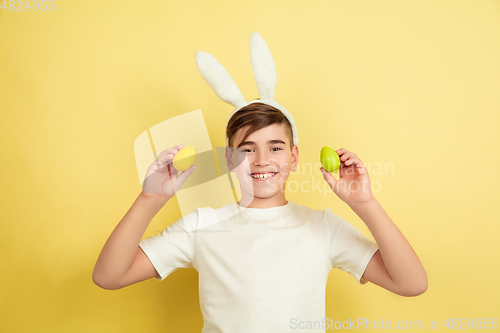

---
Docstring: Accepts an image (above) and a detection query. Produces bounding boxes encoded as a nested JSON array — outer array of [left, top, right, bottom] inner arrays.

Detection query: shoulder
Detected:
[[199, 202, 240, 220], [184, 202, 240, 232], [290, 201, 338, 217], [289, 202, 340, 226]]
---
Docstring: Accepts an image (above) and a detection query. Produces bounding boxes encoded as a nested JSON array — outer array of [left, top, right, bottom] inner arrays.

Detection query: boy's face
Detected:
[[226, 123, 299, 204]]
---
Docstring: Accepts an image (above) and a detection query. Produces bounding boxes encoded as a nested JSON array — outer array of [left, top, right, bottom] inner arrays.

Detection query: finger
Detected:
[[340, 152, 349, 161], [344, 157, 362, 167], [339, 150, 356, 159], [320, 167, 337, 187], [156, 146, 184, 164], [341, 152, 358, 162], [344, 158, 367, 175], [157, 153, 174, 165], [177, 165, 197, 185], [337, 148, 355, 154], [336, 148, 348, 156], [156, 149, 172, 162], [158, 145, 184, 157]]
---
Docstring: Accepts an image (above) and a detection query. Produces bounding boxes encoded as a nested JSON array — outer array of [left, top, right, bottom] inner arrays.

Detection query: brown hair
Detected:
[[226, 102, 294, 151]]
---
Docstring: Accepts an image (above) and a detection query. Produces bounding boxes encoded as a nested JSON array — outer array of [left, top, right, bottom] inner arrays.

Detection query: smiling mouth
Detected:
[[249, 172, 278, 181]]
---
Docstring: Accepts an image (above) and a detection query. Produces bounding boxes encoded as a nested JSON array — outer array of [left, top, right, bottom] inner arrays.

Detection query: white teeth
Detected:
[[251, 172, 276, 179]]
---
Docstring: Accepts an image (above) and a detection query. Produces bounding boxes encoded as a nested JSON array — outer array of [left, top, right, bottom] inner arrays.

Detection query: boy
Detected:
[[92, 33, 427, 332], [92, 103, 427, 332]]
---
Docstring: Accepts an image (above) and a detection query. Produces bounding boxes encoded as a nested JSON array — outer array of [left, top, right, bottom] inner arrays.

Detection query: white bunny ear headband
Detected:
[[195, 31, 299, 147]]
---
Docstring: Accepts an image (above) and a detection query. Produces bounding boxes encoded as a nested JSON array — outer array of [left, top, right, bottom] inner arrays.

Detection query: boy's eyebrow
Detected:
[[237, 139, 286, 148]]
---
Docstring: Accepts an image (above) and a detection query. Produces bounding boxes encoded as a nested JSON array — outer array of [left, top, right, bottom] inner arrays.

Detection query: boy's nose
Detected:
[[254, 151, 271, 166]]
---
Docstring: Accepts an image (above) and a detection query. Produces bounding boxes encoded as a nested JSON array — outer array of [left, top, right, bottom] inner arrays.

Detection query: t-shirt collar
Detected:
[[231, 200, 294, 219]]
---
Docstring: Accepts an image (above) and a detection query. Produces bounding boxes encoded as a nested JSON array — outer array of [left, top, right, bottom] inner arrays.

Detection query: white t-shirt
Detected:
[[139, 200, 379, 333]]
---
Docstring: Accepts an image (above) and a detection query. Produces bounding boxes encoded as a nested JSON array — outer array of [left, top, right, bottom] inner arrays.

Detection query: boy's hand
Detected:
[[320, 148, 373, 205], [141, 144, 197, 199]]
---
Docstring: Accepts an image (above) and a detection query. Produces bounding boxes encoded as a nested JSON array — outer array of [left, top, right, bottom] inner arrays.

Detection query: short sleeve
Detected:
[[139, 209, 198, 281], [327, 210, 379, 285]]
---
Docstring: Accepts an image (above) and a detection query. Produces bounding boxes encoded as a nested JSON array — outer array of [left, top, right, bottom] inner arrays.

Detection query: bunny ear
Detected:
[[249, 32, 277, 101], [195, 51, 247, 109]]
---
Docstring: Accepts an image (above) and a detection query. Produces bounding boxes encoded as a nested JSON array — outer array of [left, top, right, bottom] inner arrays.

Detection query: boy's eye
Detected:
[[241, 147, 282, 153]]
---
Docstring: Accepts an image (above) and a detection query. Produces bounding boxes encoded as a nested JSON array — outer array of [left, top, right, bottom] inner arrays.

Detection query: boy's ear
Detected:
[[226, 146, 247, 173], [225, 146, 235, 172], [290, 145, 299, 172]]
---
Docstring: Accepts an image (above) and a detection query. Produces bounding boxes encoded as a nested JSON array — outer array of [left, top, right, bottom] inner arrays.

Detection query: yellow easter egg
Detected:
[[173, 146, 196, 171]]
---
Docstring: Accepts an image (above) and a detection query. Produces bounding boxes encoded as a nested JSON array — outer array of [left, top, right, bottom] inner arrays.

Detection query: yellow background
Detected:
[[1, 0, 499, 332]]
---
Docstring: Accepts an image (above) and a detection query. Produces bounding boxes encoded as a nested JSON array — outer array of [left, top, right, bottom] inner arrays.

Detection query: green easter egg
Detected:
[[320, 146, 341, 173]]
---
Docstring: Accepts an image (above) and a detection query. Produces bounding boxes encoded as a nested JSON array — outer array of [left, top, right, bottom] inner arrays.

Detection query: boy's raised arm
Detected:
[[321, 148, 427, 296], [92, 144, 197, 290], [92, 192, 171, 289]]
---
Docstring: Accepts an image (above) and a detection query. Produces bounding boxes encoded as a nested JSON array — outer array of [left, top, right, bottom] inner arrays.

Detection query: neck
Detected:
[[237, 192, 288, 209]]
